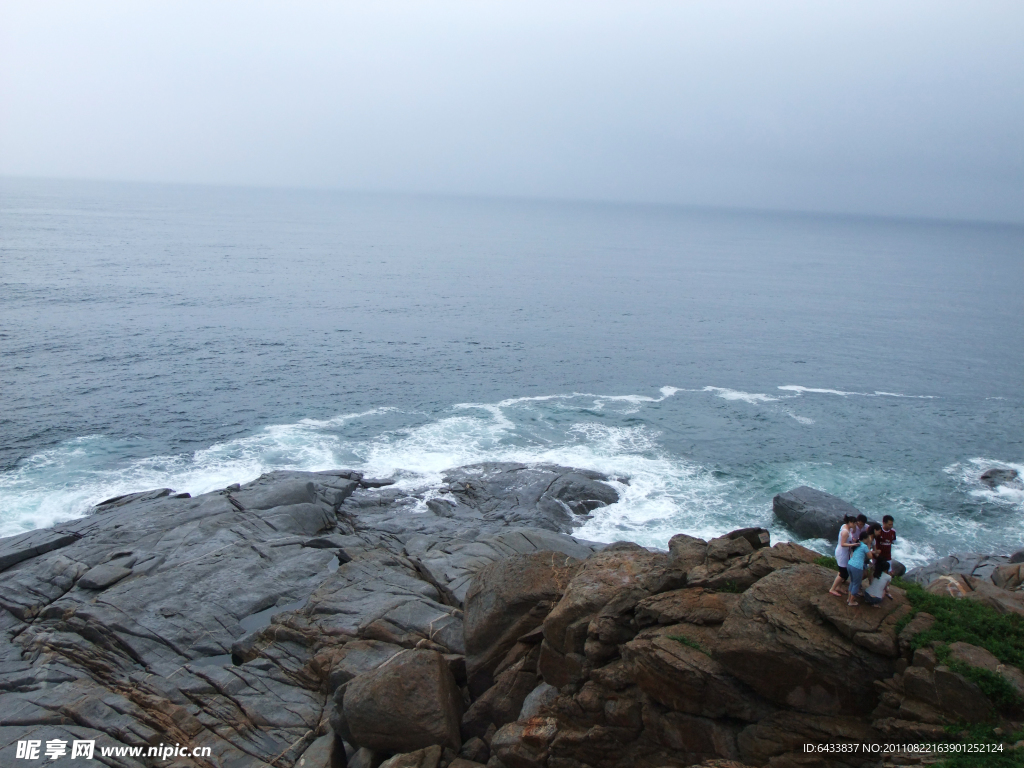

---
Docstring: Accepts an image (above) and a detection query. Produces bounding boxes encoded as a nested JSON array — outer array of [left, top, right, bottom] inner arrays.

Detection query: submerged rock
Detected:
[[980, 467, 1021, 488]]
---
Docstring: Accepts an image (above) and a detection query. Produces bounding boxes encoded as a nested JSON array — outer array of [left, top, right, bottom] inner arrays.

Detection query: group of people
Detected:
[[828, 513, 897, 607]]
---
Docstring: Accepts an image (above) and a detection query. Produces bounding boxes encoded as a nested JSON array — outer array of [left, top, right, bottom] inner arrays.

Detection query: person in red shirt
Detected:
[[874, 515, 897, 583]]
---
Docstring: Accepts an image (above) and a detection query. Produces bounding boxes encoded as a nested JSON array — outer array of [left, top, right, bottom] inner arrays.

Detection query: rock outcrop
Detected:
[[0, 463, 611, 766], [905, 552, 1024, 615], [2, 465, 1022, 768], [979, 467, 1021, 488], [772, 486, 861, 540], [342, 649, 463, 752]]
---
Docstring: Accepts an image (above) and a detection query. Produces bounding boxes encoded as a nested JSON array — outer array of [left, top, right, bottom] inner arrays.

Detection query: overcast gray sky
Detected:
[[1, 1, 1021, 221]]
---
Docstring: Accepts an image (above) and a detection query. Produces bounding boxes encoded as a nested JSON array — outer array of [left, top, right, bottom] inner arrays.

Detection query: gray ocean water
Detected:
[[1, 176, 1022, 565]]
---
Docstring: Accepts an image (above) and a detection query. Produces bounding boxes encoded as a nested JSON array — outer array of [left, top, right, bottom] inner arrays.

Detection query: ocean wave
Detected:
[[0, 389, 688, 536], [0, 388, 1001, 565], [778, 385, 937, 399], [702, 386, 780, 404], [943, 458, 1024, 512], [297, 407, 400, 428]]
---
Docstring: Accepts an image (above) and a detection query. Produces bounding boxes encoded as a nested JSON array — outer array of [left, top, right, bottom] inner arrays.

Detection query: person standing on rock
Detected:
[[874, 515, 897, 579], [846, 529, 875, 607], [828, 515, 858, 597], [863, 522, 882, 586]]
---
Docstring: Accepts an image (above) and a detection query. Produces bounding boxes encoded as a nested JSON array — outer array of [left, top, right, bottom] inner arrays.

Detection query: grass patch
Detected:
[[934, 646, 1024, 712], [814, 555, 840, 571], [668, 635, 710, 655], [934, 724, 1024, 768], [893, 580, 1024, 672]]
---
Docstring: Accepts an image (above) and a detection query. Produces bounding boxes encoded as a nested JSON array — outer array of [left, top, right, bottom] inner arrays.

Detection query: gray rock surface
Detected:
[[77, 562, 132, 590], [0, 528, 82, 572], [0, 462, 613, 766], [772, 486, 862, 540], [518, 682, 558, 720], [905, 552, 1011, 586], [343, 649, 462, 752], [979, 467, 1020, 488]]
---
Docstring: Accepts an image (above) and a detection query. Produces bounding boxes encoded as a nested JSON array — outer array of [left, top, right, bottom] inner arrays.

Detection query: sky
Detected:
[[1, 1, 1022, 222]]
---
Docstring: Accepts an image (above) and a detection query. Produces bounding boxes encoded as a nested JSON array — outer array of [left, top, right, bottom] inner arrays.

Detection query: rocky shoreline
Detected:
[[0, 463, 1021, 768]]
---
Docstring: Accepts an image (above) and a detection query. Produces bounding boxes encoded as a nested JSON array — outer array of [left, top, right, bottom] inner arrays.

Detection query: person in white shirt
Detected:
[[863, 563, 893, 607], [828, 515, 859, 597]]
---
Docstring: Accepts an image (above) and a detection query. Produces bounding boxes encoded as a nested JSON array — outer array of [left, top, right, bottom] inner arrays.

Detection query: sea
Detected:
[[1, 176, 1022, 567]]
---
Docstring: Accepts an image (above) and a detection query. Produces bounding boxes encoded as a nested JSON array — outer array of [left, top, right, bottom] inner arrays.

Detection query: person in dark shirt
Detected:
[[874, 515, 897, 582]]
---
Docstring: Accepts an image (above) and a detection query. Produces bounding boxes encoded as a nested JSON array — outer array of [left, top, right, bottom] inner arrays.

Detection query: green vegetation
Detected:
[[934, 724, 1024, 768], [814, 555, 839, 570], [668, 635, 709, 655], [893, 579, 1024, 672], [933, 646, 1023, 712]]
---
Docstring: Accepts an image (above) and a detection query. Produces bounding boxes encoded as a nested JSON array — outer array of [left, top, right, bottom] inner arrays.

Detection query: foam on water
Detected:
[[944, 458, 1024, 512], [702, 386, 781, 404], [0, 388, 1017, 564], [0, 388, 735, 544], [0, 426, 349, 537], [778, 385, 938, 399]]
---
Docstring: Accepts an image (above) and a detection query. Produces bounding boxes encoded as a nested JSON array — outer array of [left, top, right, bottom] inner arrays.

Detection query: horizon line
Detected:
[[2, 172, 1022, 230]]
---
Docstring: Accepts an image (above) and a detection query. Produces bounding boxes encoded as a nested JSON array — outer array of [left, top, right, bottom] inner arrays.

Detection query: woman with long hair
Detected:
[[828, 515, 857, 597]]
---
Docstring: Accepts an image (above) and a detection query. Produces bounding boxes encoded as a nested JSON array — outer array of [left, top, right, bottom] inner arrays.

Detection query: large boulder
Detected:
[[634, 588, 741, 628], [772, 486, 860, 541], [686, 542, 820, 592], [714, 564, 896, 715], [325, 639, 405, 693], [668, 533, 709, 573], [889, 663, 996, 724], [378, 745, 443, 768], [441, 463, 620, 533], [343, 649, 463, 752], [737, 711, 881, 767], [992, 562, 1024, 591], [406, 527, 599, 604], [461, 644, 542, 738], [463, 551, 580, 694], [490, 717, 559, 768], [621, 635, 772, 721], [539, 543, 685, 687], [809, 587, 913, 658], [946, 642, 1024, 698]]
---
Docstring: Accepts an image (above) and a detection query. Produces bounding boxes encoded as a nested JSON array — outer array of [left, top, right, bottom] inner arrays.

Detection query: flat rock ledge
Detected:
[[0, 469, 1021, 768]]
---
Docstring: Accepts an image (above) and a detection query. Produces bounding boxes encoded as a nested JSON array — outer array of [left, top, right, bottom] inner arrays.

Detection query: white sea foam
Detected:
[[786, 413, 815, 425], [297, 407, 399, 428], [778, 385, 937, 399], [943, 458, 1024, 513], [0, 424, 351, 538], [0, 388, 993, 564], [0, 387, 744, 546], [702, 386, 817, 425], [702, 386, 779, 404]]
